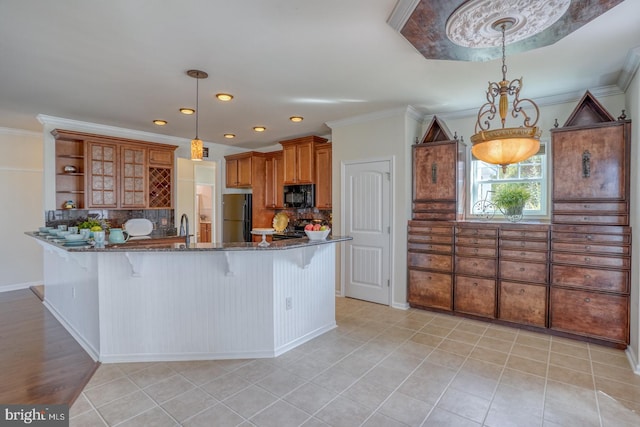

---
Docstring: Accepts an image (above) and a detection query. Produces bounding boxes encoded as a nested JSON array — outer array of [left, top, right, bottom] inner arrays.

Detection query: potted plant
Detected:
[[76, 217, 110, 236], [493, 185, 531, 222]]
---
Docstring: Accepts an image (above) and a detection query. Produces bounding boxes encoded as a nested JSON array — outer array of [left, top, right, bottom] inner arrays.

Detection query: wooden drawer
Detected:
[[407, 233, 454, 244], [455, 236, 497, 247], [456, 226, 498, 237], [551, 241, 629, 256], [407, 242, 452, 254], [500, 229, 549, 240], [500, 260, 548, 283], [413, 212, 457, 221], [408, 269, 452, 311], [550, 287, 628, 344], [552, 232, 630, 245], [148, 149, 173, 166], [455, 245, 497, 257], [550, 252, 630, 269], [408, 221, 454, 235], [553, 201, 627, 213], [408, 252, 452, 272], [455, 256, 496, 277], [552, 214, 628, 226], [550, 264, 629, 294], [552, 224, 631, 235], [413, 201, 457, 211], [499, 239, 548, 251], [499, 281, 547, 327], [499, 248, 548, 262], [455, 276, 496, 318]]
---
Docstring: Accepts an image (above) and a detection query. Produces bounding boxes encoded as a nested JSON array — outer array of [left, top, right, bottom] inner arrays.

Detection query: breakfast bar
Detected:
[[28, 233, 350, 363]]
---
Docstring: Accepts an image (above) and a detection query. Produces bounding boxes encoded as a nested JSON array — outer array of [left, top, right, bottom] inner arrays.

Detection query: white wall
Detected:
[[0, 128, 44, 291], [329, 107, 422, 309], [626, 70, 640, 372]]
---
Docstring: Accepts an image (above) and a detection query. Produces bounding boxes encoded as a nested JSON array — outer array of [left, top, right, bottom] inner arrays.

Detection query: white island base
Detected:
[[39, 241, 338, 363]]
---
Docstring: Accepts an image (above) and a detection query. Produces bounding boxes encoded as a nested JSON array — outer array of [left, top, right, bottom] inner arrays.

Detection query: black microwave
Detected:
[[284, 184, 315, 208]]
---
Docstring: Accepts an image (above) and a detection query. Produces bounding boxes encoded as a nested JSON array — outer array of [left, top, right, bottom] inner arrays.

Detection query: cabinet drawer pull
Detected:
[[521, 232, 526, 236], [586, 235, 593, 240], [473, 262, 478, 267], [519, 267, 525, 271], [585, 246, 591, 251], [473, 282, 478, 286], [521, 242, 526, 247], [427, 276, 432, 280], [583, 217, 590, 221], [584, 274, 591, 279], [583, 204, 590, 209], [519, 289, 525, 294], [520, 252, 526, 256], [584, 257, 591, 263], [584, 298, 591, 303], [474, 248, 478, 254], [473, 239, 478, 244]]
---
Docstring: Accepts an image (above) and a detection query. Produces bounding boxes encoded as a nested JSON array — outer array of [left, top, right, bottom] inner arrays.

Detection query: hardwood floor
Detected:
[[0, 289, 99, 405]]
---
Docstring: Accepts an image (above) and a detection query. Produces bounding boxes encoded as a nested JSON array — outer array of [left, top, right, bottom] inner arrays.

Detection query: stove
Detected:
[[271, 231, 305, 241]]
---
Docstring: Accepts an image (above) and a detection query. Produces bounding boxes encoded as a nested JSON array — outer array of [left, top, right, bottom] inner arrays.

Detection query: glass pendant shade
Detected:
[[191, 138, 203, 161], [471, 127, 540, 170]]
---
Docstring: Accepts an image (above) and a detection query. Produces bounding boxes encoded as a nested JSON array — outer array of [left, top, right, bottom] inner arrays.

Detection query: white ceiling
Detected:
[[0, 0, 638, 149]]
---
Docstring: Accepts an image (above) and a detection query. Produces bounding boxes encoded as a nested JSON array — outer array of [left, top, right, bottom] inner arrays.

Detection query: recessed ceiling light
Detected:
[[216, 93, 234, 101], [180, 108, 195, 115], [253, 126, 266, 132], [289, 116, 303, 122], [153, 119, 167, 126], [224, 133, 236, 139]]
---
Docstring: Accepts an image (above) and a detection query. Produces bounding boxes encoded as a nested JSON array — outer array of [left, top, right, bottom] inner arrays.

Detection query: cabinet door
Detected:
[[552, 125, 626, 201], [413, 143, 456, 201], [408, 269, 452, 311], [315, 145, 332, 208], [120, 145, 147, 208], [264, 156, 276, 208], [236, 156, 253, 187], [274, 153, 284, 208], [226, 159, 238, 187], [295, 140, 314, 184], [282, 145, 297, 184], [454, 276, 496, 318], [87, 141, 118, 208], [499, 281, 547, 327]]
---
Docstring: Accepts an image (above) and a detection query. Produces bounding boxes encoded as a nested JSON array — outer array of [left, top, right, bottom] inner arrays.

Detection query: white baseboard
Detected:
[[392, 301, 410, 310], [626, 346, 640, 375], [0, 281, 41, 293], [43, 300, 100, 362]]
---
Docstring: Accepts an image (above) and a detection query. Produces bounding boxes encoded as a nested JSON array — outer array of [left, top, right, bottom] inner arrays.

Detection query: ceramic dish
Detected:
[[64, 239, 89, 246], [305, 229, 331, 240], [272, 212, 289, 232], [123, 218, 153, 236]]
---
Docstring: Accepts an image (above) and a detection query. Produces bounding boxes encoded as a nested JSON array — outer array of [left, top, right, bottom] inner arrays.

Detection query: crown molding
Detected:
[[326, 105, 422, 129], [387, 0, 420, 32], [617, 46, 640, 92], [0, 127, 42, 138]]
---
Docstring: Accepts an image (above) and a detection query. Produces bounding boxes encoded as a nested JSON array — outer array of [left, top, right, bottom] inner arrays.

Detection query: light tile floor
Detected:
[[70, 297, 640, 426]]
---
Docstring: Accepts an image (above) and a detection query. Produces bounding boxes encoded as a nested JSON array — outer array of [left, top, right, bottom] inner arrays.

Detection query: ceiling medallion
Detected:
[[446, 0, 571, 48]]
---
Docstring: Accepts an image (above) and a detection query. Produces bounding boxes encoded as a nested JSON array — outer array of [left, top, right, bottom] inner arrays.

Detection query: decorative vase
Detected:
[[503, 205, 524, 222]]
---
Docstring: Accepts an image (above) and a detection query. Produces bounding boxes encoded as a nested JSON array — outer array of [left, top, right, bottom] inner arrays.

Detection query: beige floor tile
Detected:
[[510, 343, 550, 363], [449, 370, 498, 399], [69, 393, 93, 419], [182, 403, 244, 427], [315, 395, 372, 427], [376, 326, 416, 344], [468, 346, 509, 366], [459, 358, 504, 381], [311, 346, 351, 365], [200, 372, 250, 400], [436, 387, 491, 423], [232, 360, 278, 383], [351, 341, 396, 364], [250, 400, 310, 427], [69, 409, 108, 427], [499, 368, 546, 393], [301, 418, 331, 427], [484, 406, 543, 427], [161, 388, 217, 423], [283, 382, 337, 414], [393, 317, 430, 331], [410, 332, 444, 348], [475, 336, 514, 353], [506, 354, 548, 377], [311, 365, 361, 393], [483, 327, 517, 342], [128, 363, 177, 388], [97, 389, 156, 426], [84, 364, 126, 390], [419, 324, 455, 338], [333, 354, 377, 377], [592, 361, 640, 386], [423, 407, 481, 426], [590, 347, 631, 369], [363, 364, 409, 390], [492, 383, 544, 416], [549, 351, 592, 373], [544, 380, 600, 426], [437, 338, 475, 357], [222, 384, 278, 419], [547, 364, 595, 389], [515, 333, 550, 350], [455, 320, 488, 336], [393, 340, 435, 360], [446, 329, 482, 345], [117, 361, 158, 375], [341, 377, 394, 410], [144, 374, 195, 404], [397, 372, 450, 405], [84, 376, 140, 408], [378, 390, 432, 426], [426, 349, 467, 370], [269, 348, 305, 368], [598, 390, 640, 427], [362, 412, 409, 427], [378, 351, 424, 375], [550, 340, 590, 359], [116, 406, 178, 427], [171, 360, 228, 385], [595, 376, 640, 404], [283, 354, 334, 380], [429, 316, 460, 329], [256, 368, 306, 397]]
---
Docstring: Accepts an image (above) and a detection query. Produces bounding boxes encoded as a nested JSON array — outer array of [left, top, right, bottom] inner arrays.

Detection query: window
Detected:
[[470, 143, 548, 218]]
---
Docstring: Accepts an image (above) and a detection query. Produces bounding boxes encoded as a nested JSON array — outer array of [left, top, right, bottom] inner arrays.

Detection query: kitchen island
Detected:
[[27, 232, 350, 363]]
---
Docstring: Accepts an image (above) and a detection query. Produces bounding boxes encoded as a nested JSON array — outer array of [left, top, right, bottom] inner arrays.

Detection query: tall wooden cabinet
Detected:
[[280, 135, 327, 185], [264, 151, 285, 209], [52, 129, 177, 210], [225, 152, 254, 188], [549, 91, 631, 346], [315, 143, 332, 209]]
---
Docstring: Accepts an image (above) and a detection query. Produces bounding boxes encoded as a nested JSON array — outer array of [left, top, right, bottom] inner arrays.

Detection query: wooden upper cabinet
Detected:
[[264, 151, 284, 208], [225, 152, 253, 188], [87, 141, 118, 208], [280, 135, 327, 185], [52, 129, 176, 210], [315, 143, 332, 209]]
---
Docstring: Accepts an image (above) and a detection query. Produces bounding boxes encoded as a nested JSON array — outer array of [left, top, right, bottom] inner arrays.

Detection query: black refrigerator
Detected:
[[222, 194, 252, 242]]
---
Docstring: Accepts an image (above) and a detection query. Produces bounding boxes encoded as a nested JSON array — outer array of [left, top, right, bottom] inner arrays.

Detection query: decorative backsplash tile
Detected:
[[45, 209, 177, 236]]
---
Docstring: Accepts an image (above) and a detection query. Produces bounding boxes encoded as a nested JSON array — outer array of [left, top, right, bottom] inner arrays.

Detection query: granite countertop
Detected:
[[26, 232, 351, 252]]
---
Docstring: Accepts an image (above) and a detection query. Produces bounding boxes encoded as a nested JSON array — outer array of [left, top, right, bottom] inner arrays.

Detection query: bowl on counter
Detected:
[[65, 233, 85, 241], [56, 230, 72, 238], [304, 229, 331, 240], [38, 226, 54, 233]]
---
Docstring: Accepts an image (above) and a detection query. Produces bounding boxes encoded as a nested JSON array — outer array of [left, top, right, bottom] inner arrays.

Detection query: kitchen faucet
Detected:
[[179, 213, 190, 246]]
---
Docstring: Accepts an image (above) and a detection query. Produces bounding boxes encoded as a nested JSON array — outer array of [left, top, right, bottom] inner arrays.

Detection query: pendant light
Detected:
[[187, 69, 208, 161], [470, 18, 541, 172]]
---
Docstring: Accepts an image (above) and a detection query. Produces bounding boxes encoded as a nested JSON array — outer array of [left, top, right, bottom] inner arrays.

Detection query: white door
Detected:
[[344, 160, 391, 305]]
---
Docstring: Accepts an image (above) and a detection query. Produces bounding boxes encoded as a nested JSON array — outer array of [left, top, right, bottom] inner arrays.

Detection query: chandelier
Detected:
[[187, 69, 208, 161], [470, 18, 541, 172]]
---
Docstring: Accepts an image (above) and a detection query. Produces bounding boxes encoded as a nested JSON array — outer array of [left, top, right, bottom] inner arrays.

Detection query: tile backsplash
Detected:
[[45, 209, 176, 236]]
